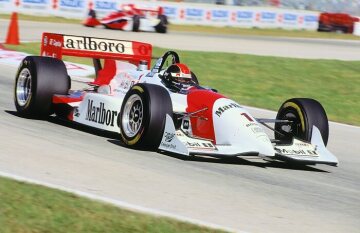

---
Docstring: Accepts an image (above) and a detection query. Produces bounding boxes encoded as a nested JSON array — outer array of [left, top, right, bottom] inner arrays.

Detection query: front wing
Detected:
[[159, 115, 339, 166]]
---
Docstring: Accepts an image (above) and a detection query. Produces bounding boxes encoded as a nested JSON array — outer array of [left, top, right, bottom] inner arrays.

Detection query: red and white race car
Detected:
[[83, 4, 168, 33], [14, 33, 338, 167]]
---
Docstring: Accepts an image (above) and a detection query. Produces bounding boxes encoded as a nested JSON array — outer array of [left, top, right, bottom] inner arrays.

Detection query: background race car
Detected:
[[318, 12, 360, 33], [14, 32, 338, 167], [83, 4, 168, 33]]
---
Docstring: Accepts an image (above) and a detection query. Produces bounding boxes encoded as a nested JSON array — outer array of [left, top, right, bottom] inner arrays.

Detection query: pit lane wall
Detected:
[[0, 0, 319, 30]]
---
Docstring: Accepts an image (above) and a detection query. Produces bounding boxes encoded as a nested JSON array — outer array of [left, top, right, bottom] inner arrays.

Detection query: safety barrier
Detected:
[[0, 0, 319, 30]]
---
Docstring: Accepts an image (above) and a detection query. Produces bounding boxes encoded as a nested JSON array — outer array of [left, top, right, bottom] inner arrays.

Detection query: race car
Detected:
[[83, 4, 168, 33], [318, 12, 359, 33], [14, 32, 338, 167]]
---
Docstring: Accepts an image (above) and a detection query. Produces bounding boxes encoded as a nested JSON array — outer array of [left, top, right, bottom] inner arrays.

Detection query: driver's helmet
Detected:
[[162, 63, 193, 92]]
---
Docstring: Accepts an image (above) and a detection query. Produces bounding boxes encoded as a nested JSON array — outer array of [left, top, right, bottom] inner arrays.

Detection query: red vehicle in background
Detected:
[[84, 4, 168, 33], [318, 12, 359, 33]]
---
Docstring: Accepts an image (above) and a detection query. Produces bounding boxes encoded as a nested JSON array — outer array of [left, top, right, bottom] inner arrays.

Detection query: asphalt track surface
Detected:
[[0, 20, 360, 232]]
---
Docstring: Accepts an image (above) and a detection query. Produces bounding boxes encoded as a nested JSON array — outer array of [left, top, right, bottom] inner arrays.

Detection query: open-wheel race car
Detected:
[[83, 4, 168, 33], [14, 33, 338, 167]]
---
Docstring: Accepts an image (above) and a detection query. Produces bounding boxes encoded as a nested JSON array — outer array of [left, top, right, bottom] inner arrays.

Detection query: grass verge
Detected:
[[0, 176, 226, 233], [5, 42, 360, 126], [1, 13, 359, 40]]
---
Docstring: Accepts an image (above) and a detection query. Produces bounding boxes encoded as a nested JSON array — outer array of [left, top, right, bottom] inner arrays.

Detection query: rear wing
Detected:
[[40, 33, 152, 68], [122, 4, 164, 16]]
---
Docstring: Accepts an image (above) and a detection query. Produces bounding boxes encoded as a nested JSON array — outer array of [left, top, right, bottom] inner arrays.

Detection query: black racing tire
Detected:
[[119, 84, 173, 150], [132, 15, 140, 32], [275, 98, 329, 146], [342, 26, 350, 34], [14, 56, 70, 118], [155, 15, 168, 33]]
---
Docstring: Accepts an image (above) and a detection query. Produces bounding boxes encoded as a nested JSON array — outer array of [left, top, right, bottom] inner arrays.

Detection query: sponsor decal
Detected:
[[22, 0, 48, 9], [294, 142, 311, 147], [261, 12, 276, 20], [86, 99, 118, 126], [251, 126, 264, 134], [43, 36, 48, 46], [160, 142, 176, 150], [210, 10, 228, 22], [95, 1, 117, 10], [237, 11, 253, 19], [63, 36, 133, 55], [23, 0, 47, 3], [185, 142, 215, 150], [60, 0, 84, 8], [113, 73, 137, 94], [284, 13, 297, 21], [160, 136, 177, 149], [275, 140, 318, 157], [275, 148, 318, 156], [245, 122, 257, 127], [212, 10, 228, 18], [243, 119, 264, 134], [164, 132, 175, 142], [304, 15, 317, 22], [49, 38, 62, 47], [74, 107, 80, 117], [164, 6, 177, 16], [183, 120, 189, 130], [176, 131, 185, 137], [215, 102, 241, 117], [186, 8, 203, 17]]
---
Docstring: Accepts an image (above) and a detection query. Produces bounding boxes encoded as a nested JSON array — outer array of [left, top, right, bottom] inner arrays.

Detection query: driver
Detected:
[[161, 63, 194, 93]]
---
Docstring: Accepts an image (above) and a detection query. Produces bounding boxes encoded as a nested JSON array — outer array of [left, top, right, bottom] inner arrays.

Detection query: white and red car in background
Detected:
[[83, 4, 168, 33], [14, 32, 338, 167]]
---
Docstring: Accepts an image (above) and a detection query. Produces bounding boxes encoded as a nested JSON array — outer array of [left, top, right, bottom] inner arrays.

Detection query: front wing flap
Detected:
[[274, 126, 339, 166]]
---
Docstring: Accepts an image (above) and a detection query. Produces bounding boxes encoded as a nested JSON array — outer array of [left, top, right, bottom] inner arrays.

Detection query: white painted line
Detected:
[[0, 171, 242, 233]]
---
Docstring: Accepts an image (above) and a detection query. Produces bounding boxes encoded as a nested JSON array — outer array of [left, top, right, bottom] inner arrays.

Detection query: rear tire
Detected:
[[14, 56, 70, 118], [132, 15, 140, 32], [275, 98, 329, 146], [119, 84, 173, 150]]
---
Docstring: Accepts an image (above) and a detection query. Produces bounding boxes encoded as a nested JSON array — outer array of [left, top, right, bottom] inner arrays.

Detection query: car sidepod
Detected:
[[73, 93, 123, 133], [212, 98, 275, 157], [159, 90, 275, 157]]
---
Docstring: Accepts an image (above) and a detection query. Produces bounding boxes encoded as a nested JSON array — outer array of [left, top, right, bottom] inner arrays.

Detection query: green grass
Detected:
[[1, 13, 359, 40], [5, 42, 360, 126], [0, 176, 226, 233]]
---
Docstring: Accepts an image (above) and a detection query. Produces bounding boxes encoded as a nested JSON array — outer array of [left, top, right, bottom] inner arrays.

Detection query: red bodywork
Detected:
[[318, 12, 359, 33], [186, 90, 225, 143]]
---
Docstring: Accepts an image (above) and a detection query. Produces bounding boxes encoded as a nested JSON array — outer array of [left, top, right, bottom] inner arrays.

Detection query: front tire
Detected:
[[14, 56, 70, 118], [155, 15, 168, 33], [119, 84, 173, 150], [275, 98, 329, 146]]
